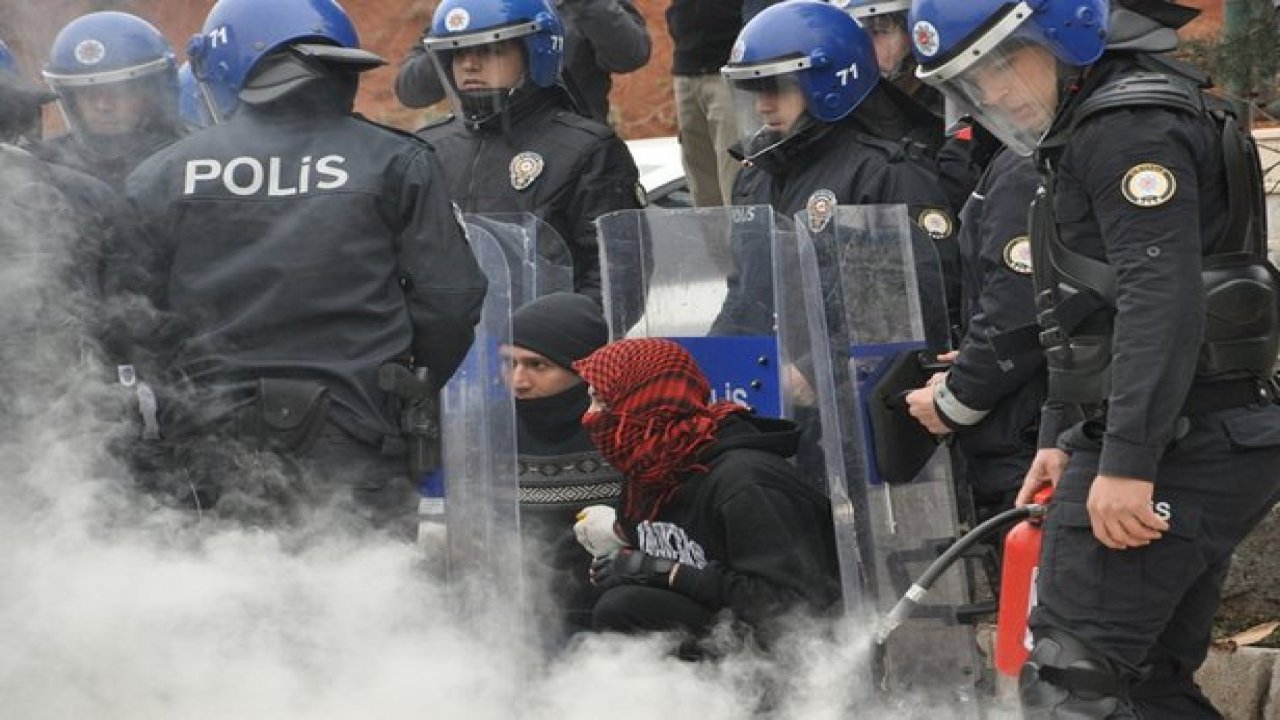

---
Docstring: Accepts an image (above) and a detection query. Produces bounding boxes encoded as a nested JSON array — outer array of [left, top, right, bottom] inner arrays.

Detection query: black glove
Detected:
[[590, 548, 678, 590]]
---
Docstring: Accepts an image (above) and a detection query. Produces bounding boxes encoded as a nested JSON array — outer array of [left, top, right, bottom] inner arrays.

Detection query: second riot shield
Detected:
[[436, 220, 521, 616], [464, 213, 573, 307], [597, 206, 789, 416], [786, 204, 982, 706]]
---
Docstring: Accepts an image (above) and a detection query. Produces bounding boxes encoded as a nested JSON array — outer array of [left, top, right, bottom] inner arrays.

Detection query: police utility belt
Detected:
[[991, 72, 1280, 414]]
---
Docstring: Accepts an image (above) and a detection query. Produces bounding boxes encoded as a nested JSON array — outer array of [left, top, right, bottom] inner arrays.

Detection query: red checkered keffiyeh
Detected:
[[573, 338, 746, 521]]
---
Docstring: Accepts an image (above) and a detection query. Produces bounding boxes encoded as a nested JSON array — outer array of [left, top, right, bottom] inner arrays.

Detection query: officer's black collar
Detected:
[[1039, 55, 1135, 155], [735, 119, 836, 177], [466, 85, 575, 134]]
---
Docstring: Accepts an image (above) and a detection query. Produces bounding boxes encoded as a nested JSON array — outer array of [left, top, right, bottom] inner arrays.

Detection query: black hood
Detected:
[[699, 414, 800, 463]]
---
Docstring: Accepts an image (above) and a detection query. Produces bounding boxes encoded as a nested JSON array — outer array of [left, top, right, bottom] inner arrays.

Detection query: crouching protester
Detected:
[[503, 292, 621, 638], [571, 338, 841, 655]]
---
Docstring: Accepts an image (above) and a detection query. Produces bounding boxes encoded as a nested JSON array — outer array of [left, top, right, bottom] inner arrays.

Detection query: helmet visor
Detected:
[[917, 33, 1062, 156], [425, 35, 528, 123], [725, 64, 813, 161], [53, 73, 176, 145]]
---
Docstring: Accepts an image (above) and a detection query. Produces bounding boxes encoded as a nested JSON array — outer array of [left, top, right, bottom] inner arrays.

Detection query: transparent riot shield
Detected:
[[786, 204, 981, 707], [436, 220, 521, 616], [597, 206, 789, 417], [464, 213, 573, 307]]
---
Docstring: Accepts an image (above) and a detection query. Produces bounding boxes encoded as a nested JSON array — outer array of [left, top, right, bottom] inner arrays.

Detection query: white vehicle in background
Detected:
[[624, 136, 692, 208]]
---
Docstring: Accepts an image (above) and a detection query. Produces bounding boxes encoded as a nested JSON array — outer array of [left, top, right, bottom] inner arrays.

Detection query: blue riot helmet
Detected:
[[722, 0, 878, 162], [422, 0, 565, 127], [910, 0, 1109, 156], [186, 0, 383, 123], [832, 1, 914, 80], [42, 12, 180, 157], [176, 62, 213, 130]]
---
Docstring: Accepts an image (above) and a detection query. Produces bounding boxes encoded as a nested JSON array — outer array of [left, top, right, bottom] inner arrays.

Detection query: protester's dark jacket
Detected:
[[718, 118, 955, 349], [417, 89, 641, 301], [395, 0, 650, 123], [621, 414, 841, 625], [124, 88, 487, 445]]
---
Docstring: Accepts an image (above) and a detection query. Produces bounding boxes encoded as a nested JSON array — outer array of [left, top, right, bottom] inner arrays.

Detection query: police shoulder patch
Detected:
[[918, 207, 954, 240], [509, 151, 544, 191], [1121, 163, 1176, 207], [1003, 236, 1033, 275], [806, 189, 837, 233]]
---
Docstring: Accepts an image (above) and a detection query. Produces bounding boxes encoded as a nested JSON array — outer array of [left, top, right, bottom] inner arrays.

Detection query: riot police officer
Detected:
[[124, 0, 488, 535], [912, 0, 1280, 716], [837, 0, 945, 153], [417, 0, 643, 303], [395, 0, 650, 124], [37, 12, 184, 189], [714, 0, 955, 349], [904, 146, 1044, 524]]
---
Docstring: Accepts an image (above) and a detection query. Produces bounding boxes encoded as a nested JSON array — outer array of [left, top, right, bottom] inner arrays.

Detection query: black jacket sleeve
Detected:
[[563, 124, 642, 301], [1067, 108, 1209, 480], [395, 43, 446, 110], [393, 146, 488, 383], [939, 150, 1043, 426], [561, 0, 651, 74]]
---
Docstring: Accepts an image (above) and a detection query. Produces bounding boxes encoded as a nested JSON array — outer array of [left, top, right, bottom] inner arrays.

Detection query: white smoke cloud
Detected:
[[0, 144, 1013, 720]]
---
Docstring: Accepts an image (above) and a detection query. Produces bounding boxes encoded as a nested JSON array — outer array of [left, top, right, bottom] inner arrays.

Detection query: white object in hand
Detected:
[[574, 505, 628, 558]]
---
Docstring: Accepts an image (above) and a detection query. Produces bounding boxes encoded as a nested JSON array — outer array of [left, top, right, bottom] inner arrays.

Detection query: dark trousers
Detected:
[[1029, 403, 1280, 716], [593, 585, 716, 636]]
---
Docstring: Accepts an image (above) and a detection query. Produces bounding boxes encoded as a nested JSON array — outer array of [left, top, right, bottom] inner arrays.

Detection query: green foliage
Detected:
[[1176, 0, 1279, 100]]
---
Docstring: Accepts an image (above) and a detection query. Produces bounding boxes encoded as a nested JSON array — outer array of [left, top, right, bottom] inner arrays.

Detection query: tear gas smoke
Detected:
[[0, 147, 1011, 719]]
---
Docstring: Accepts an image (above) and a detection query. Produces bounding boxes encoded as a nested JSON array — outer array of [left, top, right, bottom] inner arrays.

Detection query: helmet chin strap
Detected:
[[459, 76, 536, 131], [743, 112, 826, 165]]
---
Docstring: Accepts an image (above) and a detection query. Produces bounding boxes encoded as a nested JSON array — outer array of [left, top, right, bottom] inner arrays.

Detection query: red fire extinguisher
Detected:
[[995, 486, 1054, 677]]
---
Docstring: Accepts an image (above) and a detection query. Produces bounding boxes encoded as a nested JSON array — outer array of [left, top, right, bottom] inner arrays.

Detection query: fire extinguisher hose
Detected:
[[872, 502, 1050, 648]]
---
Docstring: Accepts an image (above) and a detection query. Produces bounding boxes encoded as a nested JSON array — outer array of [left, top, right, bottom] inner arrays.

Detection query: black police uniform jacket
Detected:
[[620, 414, 841, 625], [1037, 54, 1231, 479], [416, 89, 642, 302], [718, 117, 956, 349], [124, 98, 488, 446], [940, 147, 1045, 494]]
